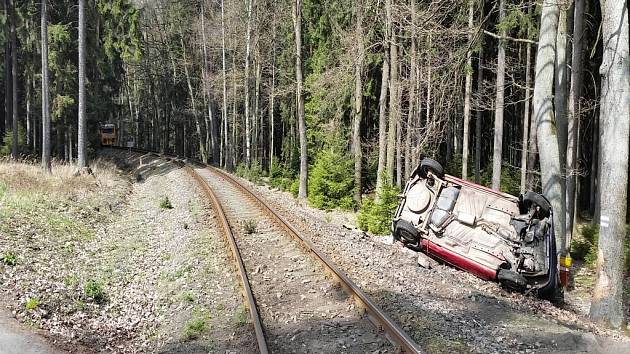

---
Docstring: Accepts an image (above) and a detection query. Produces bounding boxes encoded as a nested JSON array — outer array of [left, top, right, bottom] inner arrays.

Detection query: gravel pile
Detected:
[[235, 176, 630, 354]]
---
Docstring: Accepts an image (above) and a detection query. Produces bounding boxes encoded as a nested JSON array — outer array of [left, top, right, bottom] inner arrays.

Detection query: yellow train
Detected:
[[98, 123, 117, 146]]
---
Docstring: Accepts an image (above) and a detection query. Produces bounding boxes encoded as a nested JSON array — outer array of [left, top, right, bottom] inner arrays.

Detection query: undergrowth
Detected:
[[571, 223, 630, 270], [357, 181, 400, 235]]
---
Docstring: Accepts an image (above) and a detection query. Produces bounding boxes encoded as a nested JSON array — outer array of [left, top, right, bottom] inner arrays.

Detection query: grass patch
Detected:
[[84, 279, 106, 303], [242, 219, 257, 234], [234, 304, 249, 326], [1, 250, 17, 266], [159, 196, 173, 209], [24, 298, 40, 311], [182, 292, 195, 303], [181, 311, 210, 342]]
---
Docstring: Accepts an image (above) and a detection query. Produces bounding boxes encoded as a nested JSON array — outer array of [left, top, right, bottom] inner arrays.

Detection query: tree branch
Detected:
[[483, 30, 538, 45]]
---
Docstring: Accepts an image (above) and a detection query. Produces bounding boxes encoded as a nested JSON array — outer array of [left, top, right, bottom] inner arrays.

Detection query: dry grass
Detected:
[[0, 157, 119, 200]]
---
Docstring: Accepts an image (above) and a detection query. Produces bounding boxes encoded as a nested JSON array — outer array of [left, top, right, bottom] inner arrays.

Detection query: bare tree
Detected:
[[566, 0, 585, 255], [555, 3, 570, 255], [532, 0, 564, 255], [293, 0, 307, 199], [375, 10, 390, 192], [385, 0, 398, 183], [491, 0, 506, 190], [589, 0, 629, 329], [78, 0, 87, 167], [520, 4, 532, 194], [41, 0, 51, 172], [244, 0, 254, 167], [221, 0, 230, 168], [352, 1, 364, 205], [461, 0, 474, 179], [9, 0, 17, 159]]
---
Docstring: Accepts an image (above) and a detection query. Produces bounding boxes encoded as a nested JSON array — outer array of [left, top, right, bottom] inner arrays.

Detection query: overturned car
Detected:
[[392, 158, 561, 301]]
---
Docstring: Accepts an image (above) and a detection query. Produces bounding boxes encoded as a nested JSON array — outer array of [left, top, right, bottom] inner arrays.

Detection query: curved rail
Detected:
[[185, 167, 269, 354], [105, 146, 423, 354], [208, 166, 424, 354]]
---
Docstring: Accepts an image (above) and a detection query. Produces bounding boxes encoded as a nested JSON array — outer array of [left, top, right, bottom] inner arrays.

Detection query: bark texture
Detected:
[[589, 0, 629, 329]]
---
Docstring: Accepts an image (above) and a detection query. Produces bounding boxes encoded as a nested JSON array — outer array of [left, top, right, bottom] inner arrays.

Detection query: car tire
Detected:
[[420, 158, 445, 179], [522, 191, 551, 218], [497, 269, 528, 291], [393, 219, 419, 243]]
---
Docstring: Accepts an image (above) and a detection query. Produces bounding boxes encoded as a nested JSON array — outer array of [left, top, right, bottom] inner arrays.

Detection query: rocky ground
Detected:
[[0, 152, 254, 353], [235, 175, 630, 354]]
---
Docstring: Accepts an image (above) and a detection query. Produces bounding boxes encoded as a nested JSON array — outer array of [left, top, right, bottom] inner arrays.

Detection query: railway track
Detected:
[[107, 146, 423, 354]]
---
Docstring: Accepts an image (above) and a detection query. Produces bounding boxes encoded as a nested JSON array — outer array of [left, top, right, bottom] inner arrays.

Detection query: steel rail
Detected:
[[106, 146, 423, 353], [208, 166, 424, 354], [185, 167, 269, 354]]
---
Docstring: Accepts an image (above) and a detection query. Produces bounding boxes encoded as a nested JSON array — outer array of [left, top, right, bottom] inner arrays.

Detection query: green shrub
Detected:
[[159, 196, 173, 209], [307, 149, 355, 210], [1, 250, 17, 266], [571, 223, 630, 270], [289, 178, 300, 198], [357, 182, 400, 235], [268, 160, 297, 192], [84, 279, 106, 303], [235, 160, 264, 184], [0, 128, 27, 157]]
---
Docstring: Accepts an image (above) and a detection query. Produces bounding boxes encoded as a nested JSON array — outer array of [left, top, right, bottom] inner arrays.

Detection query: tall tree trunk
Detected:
[[405, 0, 417, 180], [375, 41, 389, 192], [269, 26, 276, 170], [589, 0, 629, 329], [520, 41, 532, 194], [221, 0, 230, 168], [386, 7, 398, 182], [41, 0, 51, 172], [566, 0, 585, 251], [555, 4, 569, 255], [201, 0, 218, 163], [9, 0, 17, 158], [294, 0, 307, 199], [244, 0, 254, 167], [26, 72, 31, 149], [532, 0, 565, 259], [352, 1, 364, 205], [491, 0, 506, 190], [520, 4, 533, 194], [475, 43, 484, 183], [181, 36, 207, 162], [462, 0, 474, 180], [3, 0, 10, 143], [78, 0, 87, 167]]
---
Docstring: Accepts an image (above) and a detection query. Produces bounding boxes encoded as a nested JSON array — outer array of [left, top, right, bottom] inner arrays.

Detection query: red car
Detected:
[[391, 158, 561, 302]]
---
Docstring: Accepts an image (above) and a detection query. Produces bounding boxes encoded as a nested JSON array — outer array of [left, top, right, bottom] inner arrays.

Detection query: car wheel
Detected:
[[522, 191, 551, 218], [497, 269, 528, 291], [420, 158, 445, 179]]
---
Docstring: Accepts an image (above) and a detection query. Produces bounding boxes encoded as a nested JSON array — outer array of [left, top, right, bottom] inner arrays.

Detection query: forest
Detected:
[[1, 0, 629, 329]]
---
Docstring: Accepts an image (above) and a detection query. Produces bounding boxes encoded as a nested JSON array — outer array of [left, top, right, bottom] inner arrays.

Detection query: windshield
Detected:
[[102, 127, 114, 134]]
